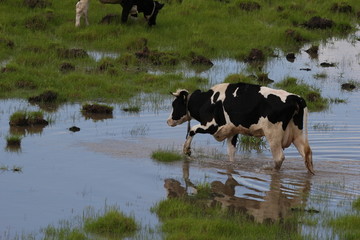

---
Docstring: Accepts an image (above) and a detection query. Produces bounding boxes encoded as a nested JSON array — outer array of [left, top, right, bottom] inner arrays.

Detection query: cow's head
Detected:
[[167, 89, 190, 127], [146, 1, 164, 26]]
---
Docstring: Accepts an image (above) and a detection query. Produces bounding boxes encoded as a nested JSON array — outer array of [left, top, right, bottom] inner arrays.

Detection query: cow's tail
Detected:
[[304, 106, 309, 141], [296, 97, 314, 174]]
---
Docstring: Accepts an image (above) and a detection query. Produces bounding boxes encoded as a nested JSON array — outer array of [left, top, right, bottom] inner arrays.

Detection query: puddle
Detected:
[[87, 50, 119, 62], [1, 31, 360, 238]]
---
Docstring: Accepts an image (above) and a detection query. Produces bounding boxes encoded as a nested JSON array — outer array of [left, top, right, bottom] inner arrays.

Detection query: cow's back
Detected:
[[211, 83, 303, 131]]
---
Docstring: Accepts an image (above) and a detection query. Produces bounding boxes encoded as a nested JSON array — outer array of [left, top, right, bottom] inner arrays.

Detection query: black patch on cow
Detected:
[[195, 125, 218, 135], [223, 83, 264, 128], [231, 134, 238, 147], [214, 101, 226, 126], [171, 90, 188, 121], [187, 90, 227, 128], [266, 94, 296, 131], [222, 83, 305, 131], [288, 95, 306, 130], [213, 91, 220, 103], [118, 0, 164, 26]]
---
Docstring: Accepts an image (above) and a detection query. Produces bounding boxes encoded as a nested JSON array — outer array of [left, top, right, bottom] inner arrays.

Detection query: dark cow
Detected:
[[167, 82, 314, 174], [99, 0, 164, 26]]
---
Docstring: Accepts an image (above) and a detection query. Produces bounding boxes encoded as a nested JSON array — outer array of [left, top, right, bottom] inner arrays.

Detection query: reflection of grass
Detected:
[[152, 197, 302, 240], [151, 149, 183, 162], [129, 124, 149, 136], [327, 197, 360, 240], [313, 123, 334, 131]]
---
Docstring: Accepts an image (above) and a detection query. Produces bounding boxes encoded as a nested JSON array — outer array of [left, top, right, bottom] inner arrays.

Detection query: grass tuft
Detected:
[[84, 209, 138, 238], [151, 149, 183, 162], [274, 77, 328, 112]]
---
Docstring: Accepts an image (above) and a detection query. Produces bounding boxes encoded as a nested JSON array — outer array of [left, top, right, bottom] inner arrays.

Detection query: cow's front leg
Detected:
[[183, 134, 193, 156], [183, 123, 218, 156], [121, 4, 132, 23]]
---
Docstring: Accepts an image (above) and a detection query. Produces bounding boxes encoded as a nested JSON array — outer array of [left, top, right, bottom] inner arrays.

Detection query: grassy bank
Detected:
[[0, 0, 359, 102]]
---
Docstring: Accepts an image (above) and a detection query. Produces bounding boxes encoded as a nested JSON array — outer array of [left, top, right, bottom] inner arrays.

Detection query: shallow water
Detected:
[[1, 32, 360, 239]]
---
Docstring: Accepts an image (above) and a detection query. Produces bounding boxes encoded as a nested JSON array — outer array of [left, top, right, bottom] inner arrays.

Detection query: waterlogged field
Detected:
[[1, 29, 360, 239]]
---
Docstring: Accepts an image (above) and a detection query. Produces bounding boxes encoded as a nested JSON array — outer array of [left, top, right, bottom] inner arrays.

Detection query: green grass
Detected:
[[41, 205, 138, 240], [6, 135, 22, 146], [9, 110, 48, 126], [239, 136, 267, 153], [274, 77, 329, 112], [151, 149, 183, 162], [84, 209, 138, 238], [0, 0, 359, 102]]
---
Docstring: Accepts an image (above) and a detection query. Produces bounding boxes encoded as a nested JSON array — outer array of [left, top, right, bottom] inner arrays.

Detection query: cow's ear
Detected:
[[180, 90, 188, 100]]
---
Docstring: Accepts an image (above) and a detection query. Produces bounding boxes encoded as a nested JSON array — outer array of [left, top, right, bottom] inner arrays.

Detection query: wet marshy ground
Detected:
[[1, 31, 360, 239]]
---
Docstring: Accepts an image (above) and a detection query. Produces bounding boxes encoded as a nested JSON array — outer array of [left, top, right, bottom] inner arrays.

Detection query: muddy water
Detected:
[[1, 34, 360, 238]]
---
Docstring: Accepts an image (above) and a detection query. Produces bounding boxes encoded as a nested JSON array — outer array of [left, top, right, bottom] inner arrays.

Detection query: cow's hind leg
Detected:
[[293, 136, 314, 174], [265, 133, 285, 170], [227, 134, 238, 162]]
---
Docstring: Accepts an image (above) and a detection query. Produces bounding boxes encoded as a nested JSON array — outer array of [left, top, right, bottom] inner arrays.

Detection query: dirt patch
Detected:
[[23, 0, 51, 8], [239, 1, 261, 11], [99, 14, 121, 24], [135, 47, 179, 66], [303, 16, 334, 29], [98, 59, 115, 72], [126, 38, 148, 51], [57, 48, 88, 59], [305, 45, 319, 58], [285, 29, 307, 42], [330, 3, 353, 13], [244, 48, 264, 62], [82, 103, 114, 114], [0, 37, 15, 49], [341, 83, 356, 91], [189, 52, 213, 66], [81, 104, 114, 121], [9, 115, 48, 127], [59, 62, 75, 73], [306, 92, 321, 102], [28, 90, 58, 103], [256, 73, 274, 85], [320, 62, 336, 67], [286, 53, 296, 62], [69, 126, 81, 132]]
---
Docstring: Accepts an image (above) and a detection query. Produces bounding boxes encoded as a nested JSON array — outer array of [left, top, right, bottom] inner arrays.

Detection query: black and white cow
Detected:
[[99, 0, 164, 26], [167, 82, 314, 174]]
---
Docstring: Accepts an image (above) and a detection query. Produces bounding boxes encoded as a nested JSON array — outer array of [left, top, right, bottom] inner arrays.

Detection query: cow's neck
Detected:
[[187, 90, 207, 122]]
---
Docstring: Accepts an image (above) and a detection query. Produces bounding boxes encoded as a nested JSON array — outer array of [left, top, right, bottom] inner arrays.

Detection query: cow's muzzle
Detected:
[[167, 119, 177, 127]]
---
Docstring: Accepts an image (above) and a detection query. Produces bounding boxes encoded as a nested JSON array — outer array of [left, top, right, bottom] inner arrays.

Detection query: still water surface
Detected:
[[1, 33, 360, 238]]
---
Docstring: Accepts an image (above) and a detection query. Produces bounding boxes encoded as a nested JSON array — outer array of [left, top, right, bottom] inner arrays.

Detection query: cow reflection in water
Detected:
[[164, 161, 311, 223]]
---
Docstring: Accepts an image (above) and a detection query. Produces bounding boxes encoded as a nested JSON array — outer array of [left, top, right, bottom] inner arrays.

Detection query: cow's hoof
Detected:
[[184, 148, 191, 156]]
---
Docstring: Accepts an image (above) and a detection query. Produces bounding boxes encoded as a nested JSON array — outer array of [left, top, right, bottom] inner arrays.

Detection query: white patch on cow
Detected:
[[232, 87, 239, 97], [211, 83, 229, 102], [259, 87, 291, 103]]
